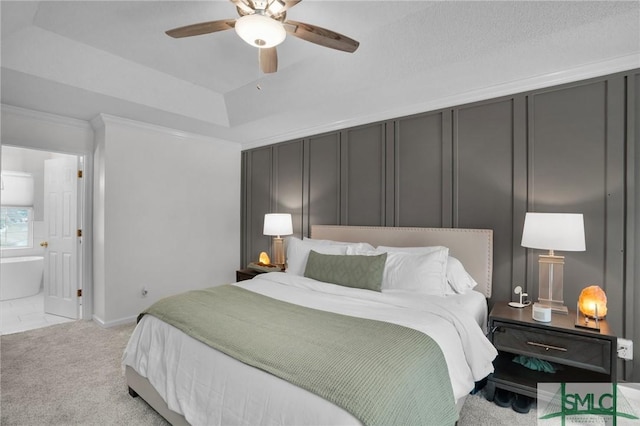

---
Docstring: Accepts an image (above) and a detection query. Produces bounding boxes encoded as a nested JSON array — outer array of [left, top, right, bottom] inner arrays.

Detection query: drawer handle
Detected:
[[527, 341, 567, 352]]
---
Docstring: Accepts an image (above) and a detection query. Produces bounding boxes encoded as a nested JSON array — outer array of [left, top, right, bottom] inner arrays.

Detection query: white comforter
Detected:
[[123, 272, 497, 425]]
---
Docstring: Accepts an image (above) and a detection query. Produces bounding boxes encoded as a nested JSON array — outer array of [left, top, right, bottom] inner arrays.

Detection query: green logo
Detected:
[[538, 383, 640, 425]]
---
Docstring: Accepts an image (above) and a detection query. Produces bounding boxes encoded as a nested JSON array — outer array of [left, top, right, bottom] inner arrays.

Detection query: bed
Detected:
[[123, 225, 498, 425]]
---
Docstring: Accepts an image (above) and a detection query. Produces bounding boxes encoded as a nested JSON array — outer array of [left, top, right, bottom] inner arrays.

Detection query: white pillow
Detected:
[[303, 237, 375, 253], [345, 242, 376, 255], [376, 246, 477, 294], [446, 256, 478, 294], [286, 237, 348, 276], [377, 248, 449, 295], [376, 245, 444, 254]]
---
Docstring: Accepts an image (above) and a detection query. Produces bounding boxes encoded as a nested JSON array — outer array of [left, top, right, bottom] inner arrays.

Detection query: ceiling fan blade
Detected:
[[166, 20, 236, 38], [284, 20, 359, 53], [260, 47, 278, 73]]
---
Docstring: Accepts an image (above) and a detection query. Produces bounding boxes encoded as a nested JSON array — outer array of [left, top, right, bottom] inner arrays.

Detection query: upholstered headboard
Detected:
[[311, 225, 493, 298]]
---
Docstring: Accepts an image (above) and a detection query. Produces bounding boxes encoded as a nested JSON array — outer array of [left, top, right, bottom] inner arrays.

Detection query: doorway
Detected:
[[0, 146, 83, 335]]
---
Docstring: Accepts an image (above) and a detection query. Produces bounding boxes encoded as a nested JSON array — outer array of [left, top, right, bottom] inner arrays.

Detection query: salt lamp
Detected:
[[578, 285, 607, 319], [259, 251, 271, 265]]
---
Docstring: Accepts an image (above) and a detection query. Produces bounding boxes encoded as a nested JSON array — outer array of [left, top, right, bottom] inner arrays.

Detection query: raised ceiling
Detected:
[[2, 1, 639, 148]]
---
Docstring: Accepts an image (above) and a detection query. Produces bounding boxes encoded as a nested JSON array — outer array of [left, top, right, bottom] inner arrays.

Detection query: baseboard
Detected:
[[92, 314, 137, 328]]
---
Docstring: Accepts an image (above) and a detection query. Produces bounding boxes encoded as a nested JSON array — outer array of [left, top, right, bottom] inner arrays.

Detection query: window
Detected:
[[0, 207, 33, 248]]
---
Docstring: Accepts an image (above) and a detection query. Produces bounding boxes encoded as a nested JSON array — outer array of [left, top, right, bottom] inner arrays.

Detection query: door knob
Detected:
[[40, 241, 48, 248]]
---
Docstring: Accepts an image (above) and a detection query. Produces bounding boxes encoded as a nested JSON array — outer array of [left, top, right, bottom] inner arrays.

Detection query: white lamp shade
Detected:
[[235, 14, 286, 48], [263, 213, 293, 236], [521, 212, 586, 251]]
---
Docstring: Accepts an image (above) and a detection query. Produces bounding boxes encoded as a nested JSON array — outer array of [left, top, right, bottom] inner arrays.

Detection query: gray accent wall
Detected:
[[241, 69, 640, 381]]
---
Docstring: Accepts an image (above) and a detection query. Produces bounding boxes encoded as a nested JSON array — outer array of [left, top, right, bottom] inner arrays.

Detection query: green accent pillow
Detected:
[[304, 250, 387, 292]]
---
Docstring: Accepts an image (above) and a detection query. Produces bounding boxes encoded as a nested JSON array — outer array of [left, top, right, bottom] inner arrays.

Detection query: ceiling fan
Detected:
[[165, 0, 360, 74]]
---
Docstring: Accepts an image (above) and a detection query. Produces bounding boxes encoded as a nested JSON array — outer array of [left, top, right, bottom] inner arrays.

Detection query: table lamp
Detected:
[[263, 213, 293, 270], [521, 212, 586, 314]]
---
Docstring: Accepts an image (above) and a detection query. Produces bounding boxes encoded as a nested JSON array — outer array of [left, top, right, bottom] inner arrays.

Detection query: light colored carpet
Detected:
[[1, 320, 168, 425], [1, 320, 537, 425], [458, 392, 537, 425]]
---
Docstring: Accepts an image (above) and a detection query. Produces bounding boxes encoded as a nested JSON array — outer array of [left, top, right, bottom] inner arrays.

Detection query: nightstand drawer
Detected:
[[236, 269, 264, 282], [492, 322, 612, 375]]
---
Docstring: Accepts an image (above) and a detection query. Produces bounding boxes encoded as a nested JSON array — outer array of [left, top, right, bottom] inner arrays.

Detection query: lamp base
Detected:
[[537, 254, 568, 315], [537, 299, 569, 315], [271, 236, 286, 270]]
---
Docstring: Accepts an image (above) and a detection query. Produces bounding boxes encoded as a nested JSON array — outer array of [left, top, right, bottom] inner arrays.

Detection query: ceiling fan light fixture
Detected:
[[235, 14, 286, 48]]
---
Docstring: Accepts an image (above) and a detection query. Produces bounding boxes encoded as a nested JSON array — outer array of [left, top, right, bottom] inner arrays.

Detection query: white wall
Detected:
[[91, 115, 241, 326]]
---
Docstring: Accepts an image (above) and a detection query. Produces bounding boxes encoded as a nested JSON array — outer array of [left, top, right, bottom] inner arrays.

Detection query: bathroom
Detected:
[[1, 146, 80, 335]]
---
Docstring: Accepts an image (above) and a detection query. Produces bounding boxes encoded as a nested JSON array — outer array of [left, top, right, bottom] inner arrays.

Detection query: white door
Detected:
[[43, 158, 79, 319]]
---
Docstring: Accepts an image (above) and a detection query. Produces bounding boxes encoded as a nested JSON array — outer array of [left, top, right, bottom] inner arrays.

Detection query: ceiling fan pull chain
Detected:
[[256, 50, 262, 90]]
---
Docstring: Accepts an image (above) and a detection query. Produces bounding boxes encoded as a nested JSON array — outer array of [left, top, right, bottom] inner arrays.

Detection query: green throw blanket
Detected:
[[140, 285, 457, 426]]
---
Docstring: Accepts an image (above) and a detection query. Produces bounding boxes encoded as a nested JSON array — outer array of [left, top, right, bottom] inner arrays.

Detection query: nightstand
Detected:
[[485, 302, 617, 401], [236, 268, 264, 282]]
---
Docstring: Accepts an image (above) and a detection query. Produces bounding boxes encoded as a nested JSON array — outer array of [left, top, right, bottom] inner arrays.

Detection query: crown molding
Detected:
[[90, 113, 239, 147], [1, 104, 92, 130]]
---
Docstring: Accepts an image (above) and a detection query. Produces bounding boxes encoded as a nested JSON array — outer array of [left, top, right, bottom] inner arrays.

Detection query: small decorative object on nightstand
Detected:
[[247, 252, 281, 273], [575, 285, 607, 332], [485, 302, 617, 403], [532, 303, 552, 323], [508, 286, 530, 309]]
